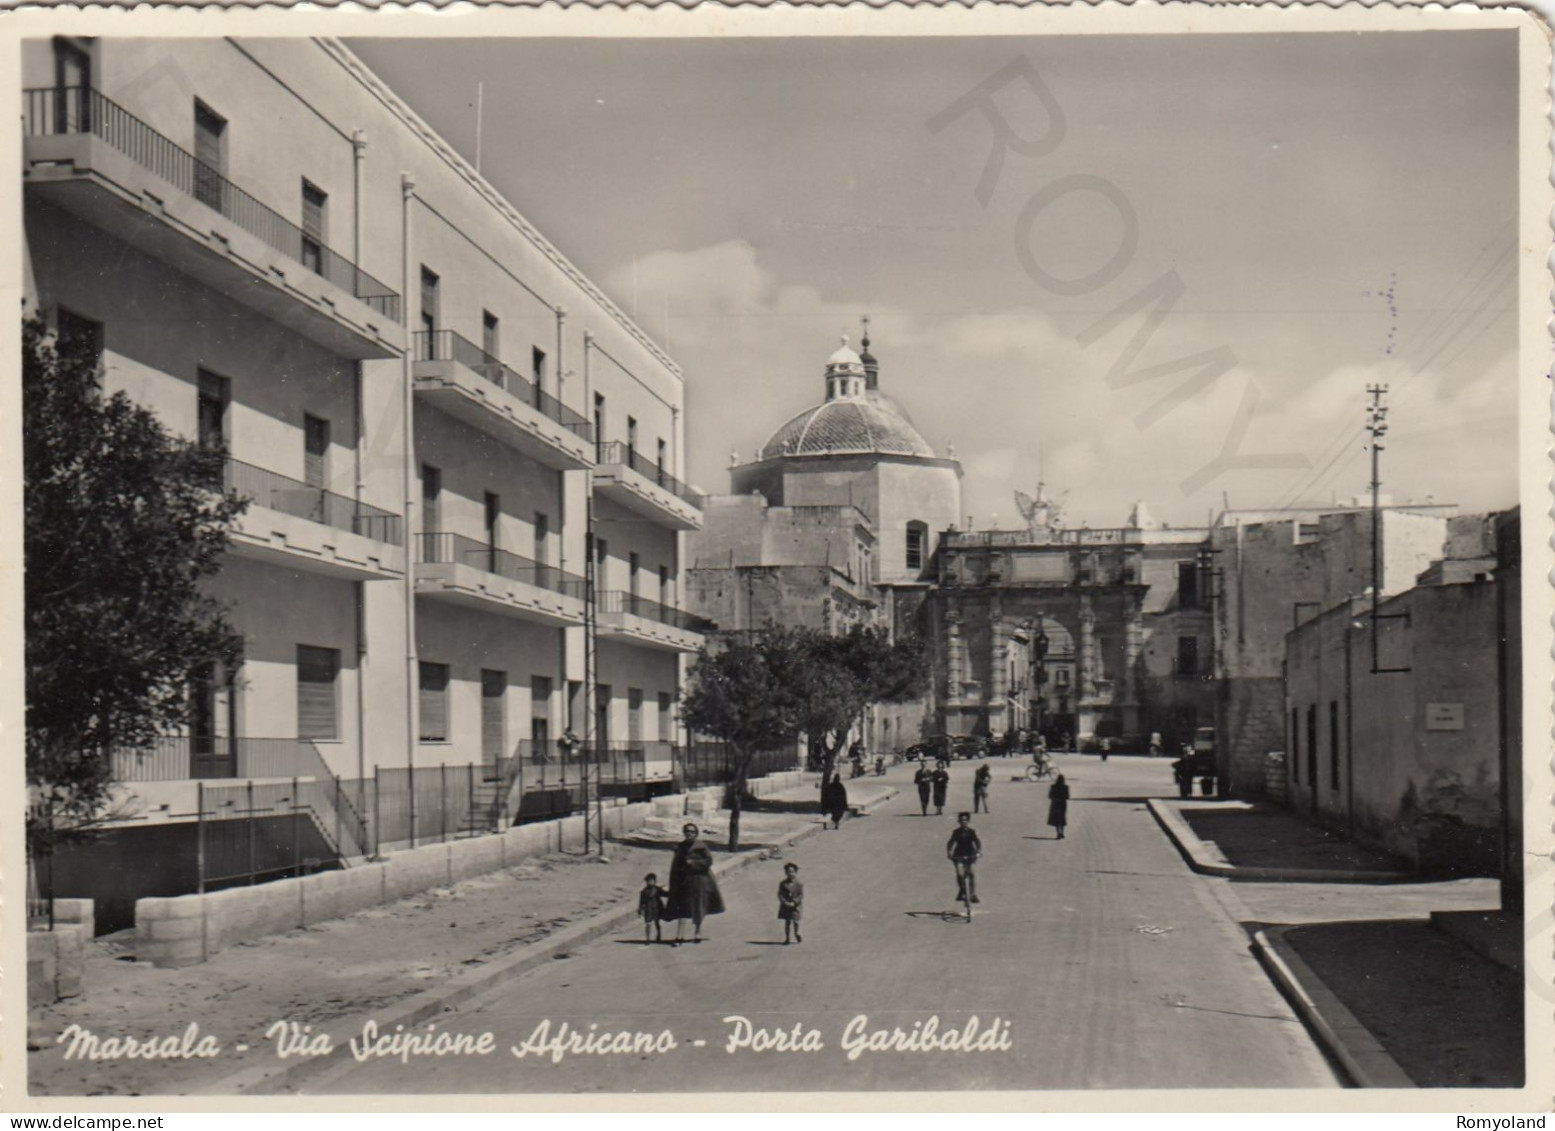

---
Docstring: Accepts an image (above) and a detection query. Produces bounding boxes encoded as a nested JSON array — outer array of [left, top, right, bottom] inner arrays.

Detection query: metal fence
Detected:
[[414, 330, 593, 440], [595, 590, 716, 634], [418, 532, 586, 598], [227, 458, 403, 546], [113, 735, 347, 782], [595, 441, 705, 509], [23, 86, 402, 321], [672, 743, 797, 792]]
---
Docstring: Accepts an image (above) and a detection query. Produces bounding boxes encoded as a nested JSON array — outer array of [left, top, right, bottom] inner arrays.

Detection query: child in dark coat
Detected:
[[638, 872, 666, 943], [777, 862, 804, 944]]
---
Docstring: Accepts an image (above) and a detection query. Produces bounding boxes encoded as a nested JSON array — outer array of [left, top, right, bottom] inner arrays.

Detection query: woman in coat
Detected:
[[666, 822, 724, 944], [1047, 774, 1071, 839], [931, 763, 950, 815], [821, 773, 849, 829], [914, 761, 934, 815]]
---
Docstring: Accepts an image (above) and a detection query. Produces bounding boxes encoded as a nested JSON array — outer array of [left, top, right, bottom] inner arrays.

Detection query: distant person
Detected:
[[1099, 737, 1111, 762], [1172, 757, 1194, 799], [914, 761, 933, 816], [777, 862, 804, 945], [973, 763, 991, 814], [1047, 774, 1071, 840], [931, 762, 950, 816], [1149, 731, 1164, 758], [667, 823, 724, 945], [946, 812, 982, 904], [638, 872, 666, 944], [1034, 732, 1047, 756], [821, 773, 850, 829]]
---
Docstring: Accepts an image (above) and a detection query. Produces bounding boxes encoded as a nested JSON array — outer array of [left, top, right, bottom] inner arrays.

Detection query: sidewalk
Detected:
[[1152, 798, 1521, 1087], [27, 776, 897, 1098]]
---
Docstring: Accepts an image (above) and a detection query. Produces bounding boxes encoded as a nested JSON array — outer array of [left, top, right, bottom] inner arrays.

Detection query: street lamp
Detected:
[[1032, 623, 1050, 737]]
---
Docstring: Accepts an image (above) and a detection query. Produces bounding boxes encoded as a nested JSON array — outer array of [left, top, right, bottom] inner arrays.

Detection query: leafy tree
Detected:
[[23, 312, 247, 860], [679, 628, 807, 850], [799, 625, 928, 781]]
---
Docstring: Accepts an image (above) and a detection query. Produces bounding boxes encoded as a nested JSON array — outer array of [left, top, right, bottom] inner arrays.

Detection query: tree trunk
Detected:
[[727, 749, 750, 851], [818, 733, 845, 784]]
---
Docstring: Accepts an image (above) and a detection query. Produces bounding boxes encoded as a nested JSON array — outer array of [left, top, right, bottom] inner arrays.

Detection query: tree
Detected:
[[798, 626, 929, 781], [679, 629, 807, 850], [23, 312, 247, 860]]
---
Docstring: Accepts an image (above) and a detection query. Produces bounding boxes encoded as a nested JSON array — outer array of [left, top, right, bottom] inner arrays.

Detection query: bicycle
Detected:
[[952, 857, 976, 921], [1026, 754, 1055, 782], [947, 814, 981, 923]]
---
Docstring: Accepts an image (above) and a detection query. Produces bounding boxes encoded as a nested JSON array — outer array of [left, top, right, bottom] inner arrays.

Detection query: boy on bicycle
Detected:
[[946, 812, 982, 904]]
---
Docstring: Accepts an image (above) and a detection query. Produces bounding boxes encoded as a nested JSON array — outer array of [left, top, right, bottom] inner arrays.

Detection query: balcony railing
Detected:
[[24, 86, 401, 322], [227, 457, 403, 546], [594, 442, 704, 509], [414, 330, 592, 441], [418, 532, 586, 599], [596, 590, 714, 634], [111, 735, 333, 781]]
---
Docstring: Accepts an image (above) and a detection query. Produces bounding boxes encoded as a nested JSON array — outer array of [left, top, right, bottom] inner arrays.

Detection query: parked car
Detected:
[[1192, 726, 1217, 755], [906, 734, 990, 761]]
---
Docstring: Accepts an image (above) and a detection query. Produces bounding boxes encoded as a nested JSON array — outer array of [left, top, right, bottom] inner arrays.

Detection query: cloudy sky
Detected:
[[351, 32, 1520, 529]]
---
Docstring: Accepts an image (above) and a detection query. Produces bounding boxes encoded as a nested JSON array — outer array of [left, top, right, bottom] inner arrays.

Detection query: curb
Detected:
[[207, 784, 899, 1096], [1251, 926, 1415, 1088], [1146, 799, 1415, 884]]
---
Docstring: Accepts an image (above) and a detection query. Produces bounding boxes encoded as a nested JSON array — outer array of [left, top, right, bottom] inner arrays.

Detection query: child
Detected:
[[638, 872, 665, 944], [777, 862, 804, 944]]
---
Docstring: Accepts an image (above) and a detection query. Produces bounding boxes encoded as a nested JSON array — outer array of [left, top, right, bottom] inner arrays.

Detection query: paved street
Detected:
[[308, 756, 1337, 1094]]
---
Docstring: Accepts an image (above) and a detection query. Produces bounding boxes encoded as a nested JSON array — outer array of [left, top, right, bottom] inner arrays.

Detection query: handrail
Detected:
[[23, 86, 401, 322], [414, 330, 592, 441], [226, 457, 403, 546], [595, 590, 714, 634], [595, 442, 704, 509], [418, 532, 586, 598]]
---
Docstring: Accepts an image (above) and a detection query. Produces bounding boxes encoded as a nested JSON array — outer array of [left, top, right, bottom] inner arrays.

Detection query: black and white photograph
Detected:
[[7, 2, 1551, 1111]]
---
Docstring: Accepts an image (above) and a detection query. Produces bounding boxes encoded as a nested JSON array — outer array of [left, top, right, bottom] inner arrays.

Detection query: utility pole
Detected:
[[1365, 384, 1389, 672]]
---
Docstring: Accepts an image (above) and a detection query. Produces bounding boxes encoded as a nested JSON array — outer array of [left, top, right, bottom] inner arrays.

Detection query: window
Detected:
[[534, 512, 549, 565], [421, 464, 441, 533], [659, 564, 671, 606], [484, 491, 501, 547], [628, 688, 644, 745], [593, 394, 606, 449], [297, 645, 340, 741], [1305, 704, 1318, 791], [1176, 636, 1199, 677], [594, 684, 611, 744], [419, 267, 439, 337], [1295, 522, 1321, 546], [56, 308, 103, 370], [419, 661, 450, 742], [627, 416, 638, 458], [303, 414, 330, 490], [629, 552, 640, 600], [1329, 701, 1341, 792], [197, 369, 230, 450], [905, 521, 928, 573], [481, 670, 507, 765], [482, 311, 500, 360], [1178, 561, 1200, 609], [532, 346, 547, 391], [193, 100, 227, 212], [658, 692, 674, 743], [530, 676, 553, 752], [300, 181, 327, 275], [657, 438, 668, 486], [53, 39, 92, 131]]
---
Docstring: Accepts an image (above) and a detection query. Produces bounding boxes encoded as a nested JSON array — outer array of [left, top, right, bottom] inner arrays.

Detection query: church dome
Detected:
[[758, 390, 938, 460]]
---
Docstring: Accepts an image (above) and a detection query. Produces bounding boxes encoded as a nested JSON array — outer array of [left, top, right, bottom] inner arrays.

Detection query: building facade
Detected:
[[23, 37, 706, 840]]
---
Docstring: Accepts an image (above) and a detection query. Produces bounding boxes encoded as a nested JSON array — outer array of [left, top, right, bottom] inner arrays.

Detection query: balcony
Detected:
[[23, 87, 401, 360], [593, 442, 704, 531], [415, 532, 587, 627], [595, 590, 711, 653], [412, 331, 594, 471], [226, 458, 406, 580]]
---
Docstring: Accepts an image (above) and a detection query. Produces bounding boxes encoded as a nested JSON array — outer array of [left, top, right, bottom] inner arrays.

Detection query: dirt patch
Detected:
[[1283, 919, 1523, 1087]]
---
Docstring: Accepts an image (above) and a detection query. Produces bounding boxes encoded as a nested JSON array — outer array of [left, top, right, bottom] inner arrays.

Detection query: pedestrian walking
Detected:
[[914, 761, 933, 815], [1172, 757, 1194, 798], [637, 872, 666, 944], [666, 823, 724, 945], [777, 862, 804, 944], [973, 763, 991, 814], [1047, 774, 1070, 839], [821, 772, 850, 829], [931, 763, 950, 815]]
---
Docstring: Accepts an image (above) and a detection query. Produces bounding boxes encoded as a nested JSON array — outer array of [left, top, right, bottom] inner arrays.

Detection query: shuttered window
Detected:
[[481, 669, 506, 763], [628, 688, 644, 745], [301, 181, 327, 274], [419, 661, 450, 742], [419, 267, 439, 336], [297, 646, 339, 741], [304, 414, 329, 489], [193, 100, 226, 211], [658, 692, 673, 743]]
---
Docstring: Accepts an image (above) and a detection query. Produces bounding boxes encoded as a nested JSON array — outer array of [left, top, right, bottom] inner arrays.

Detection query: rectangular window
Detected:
[[481, 669, 507, 765], [53, 39, 92, 131], [628, 688, 644, 746], [421, 464, 441, 534], [193, 100, 227, 212], [1177, 636, 1199, 677], [532, 346, 547, 391], [482, 311, 500, 360], [484, 491, 501, 546], [905, 529, 924, 572], [419, 661, 450, 743], [1306, 704, 1318, 791], [1178, 561, 1200, 609], [593, 394, 606, 450], [595, 684, 611, 745], [629, 552, 640, 599], [300, 181, 327, 275], [303, 414, 330, 490], [627, 416, 638, 458], [1290, 708, 1300, 784], [419, 267, 440, 337], [297, 645, 340, 741], [197, 369, 230, 450], [658, 691, 673, 743], [530, 676, 553, 752], [534, 512, 549, 564], [659, 564, 671, 606], [656, 439, 668, 486], [56, 307, 103, 370], [1329, 701, 1341, 792]]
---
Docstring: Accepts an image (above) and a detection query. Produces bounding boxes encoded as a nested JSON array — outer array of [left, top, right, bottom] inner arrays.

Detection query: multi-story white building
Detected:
[[22, 36, 706, 854]]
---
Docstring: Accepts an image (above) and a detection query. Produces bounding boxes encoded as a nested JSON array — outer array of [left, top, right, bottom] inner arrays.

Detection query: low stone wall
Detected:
[[133, 777, 807, 968], [27, 900, 94, 1006]]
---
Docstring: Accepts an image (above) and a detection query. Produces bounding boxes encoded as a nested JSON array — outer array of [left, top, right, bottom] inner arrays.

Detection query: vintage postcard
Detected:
[[3, 1, 1551, 1114]]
